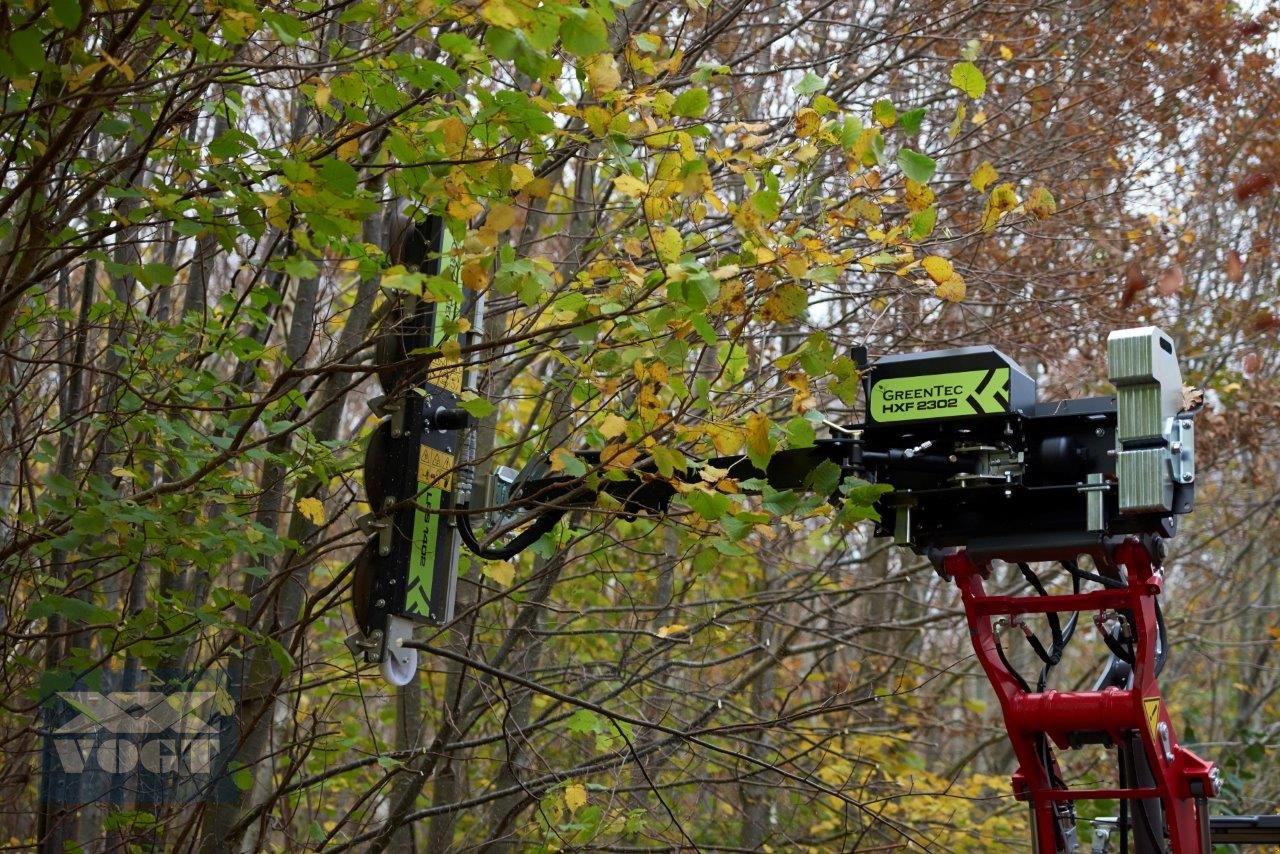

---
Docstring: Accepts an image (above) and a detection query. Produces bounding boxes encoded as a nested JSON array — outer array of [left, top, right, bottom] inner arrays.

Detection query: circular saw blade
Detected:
[[363, 418, 392, 512], [350, 539, 379, 638], [373, 297, 413, 395]]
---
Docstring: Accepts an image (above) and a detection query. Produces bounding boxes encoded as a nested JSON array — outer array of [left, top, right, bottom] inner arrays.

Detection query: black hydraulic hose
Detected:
[[1061, 558, 1125, 589], [994, 630, 1032, 693], [1018, 563, 1064, 648], [457, 505, 567, 560], [1101, 624, 1136, 665], [1154, 597, 1168, 677], [1037, 568, 1082, 692]]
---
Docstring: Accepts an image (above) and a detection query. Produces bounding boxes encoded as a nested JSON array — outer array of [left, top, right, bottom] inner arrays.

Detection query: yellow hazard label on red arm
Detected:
[[1144, 696, 1162, 742]]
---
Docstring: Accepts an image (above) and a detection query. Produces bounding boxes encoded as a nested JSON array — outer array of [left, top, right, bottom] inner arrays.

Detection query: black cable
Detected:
[[457, 505, 566, 560], [1101, 623, 1136, 665], [1154, 598, 1168, 677], [1037, 568, 1081, 692], [994, 629, 1032, 693], [1018, 563, 1064, 648], [1061, 558, 1125, 589]]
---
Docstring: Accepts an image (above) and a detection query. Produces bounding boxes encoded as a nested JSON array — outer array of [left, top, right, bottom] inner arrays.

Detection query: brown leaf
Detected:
[[1225, 250, 1244, 283], [1156, 265, 1184, 296], [1121, 262, 1148, 307], [1250, 309, 1280, 334], [1239, 18, 1266, 39], [1243, 352, 1261, 375], [1205, 63, 1229, 92], [1181, 386, 1205, 411], [1234, 170, 1275, 203]]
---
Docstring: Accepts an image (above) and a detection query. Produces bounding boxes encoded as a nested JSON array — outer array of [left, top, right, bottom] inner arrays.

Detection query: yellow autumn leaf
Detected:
[[510, 163, 535, 191], [947, 104, 966, 140], [447, 196, 483, 221], [110, 466, 135, 480], [903, 179, 935, 212], [613, 174, 649, 197], [521, 176, 552, 199], [483, 561, 515, 587], [485, 202, 517, 232], [653, 226, 683, 263], [981, 182, 1019, 232], [1025, 186, 1056, 220], [999, 44, 1014, 60], [600, 413, 628, 439], [921, 255, 954, 284], [564, 783, 588, 813], [935, 273, 966, 303], [970, 161, 998, 193], [746, 411, 772, 458], [549, 447, 578, 473], [794, 107, 820, 139], [656, 623, 688, 638], [602, 442, 639, 469], [707, 423, 743, 455], [582, 104, 611, 136], [479, 0, 523, 30], [585, 53, 622, 97], [297, 496, 325, 525]]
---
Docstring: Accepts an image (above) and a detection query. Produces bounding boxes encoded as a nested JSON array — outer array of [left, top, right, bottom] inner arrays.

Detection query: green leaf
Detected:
[[672, 87, 709, 118], [284, 255, 319, 278], [232, 765, 254, 791], [264, 11, 304, 45], [897, 148, 936, 183], [762, 487, 800, 515], [316, 157, 359, 195], [567, 709, 601, 734], [794, 71, 825, 96], [804, 459, 842, 495], [458, 392, 495, 418], [560, 11, 609, 56], [899, 107, 926, 136], [28, 595, 116, 625], [951, 61, 986, 99], [748, 189, 782, 222], [380, 266, 425, 292], [51, 0, 82, 29], [784, 417, 816, 448], [686, 489, 729, 521], [909, 206, 937, 239], [9, 29, 46, 71], [690, 314, 717, 345], [650, 446, 687, 478], [871, 99, 896, 127]]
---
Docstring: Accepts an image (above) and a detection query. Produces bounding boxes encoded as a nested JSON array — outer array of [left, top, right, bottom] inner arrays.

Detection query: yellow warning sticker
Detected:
[[1144, 697, 1162, 742], [426, 362, 462, 394], [418, 445, 454, 489]]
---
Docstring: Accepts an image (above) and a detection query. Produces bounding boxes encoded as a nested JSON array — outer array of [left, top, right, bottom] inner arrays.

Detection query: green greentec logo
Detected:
[[870, 368, 1009, 422]]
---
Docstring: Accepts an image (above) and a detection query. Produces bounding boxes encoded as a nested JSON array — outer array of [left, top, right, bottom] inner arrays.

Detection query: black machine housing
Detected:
[[856, 344, 1194, 563]]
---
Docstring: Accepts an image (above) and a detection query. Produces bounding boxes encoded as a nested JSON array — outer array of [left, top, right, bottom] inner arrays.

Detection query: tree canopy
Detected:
[[1, 0, 1278, 850]]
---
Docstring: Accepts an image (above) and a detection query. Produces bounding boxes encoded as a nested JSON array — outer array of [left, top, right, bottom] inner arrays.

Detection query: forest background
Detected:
[[0, 0, 1278, 850]]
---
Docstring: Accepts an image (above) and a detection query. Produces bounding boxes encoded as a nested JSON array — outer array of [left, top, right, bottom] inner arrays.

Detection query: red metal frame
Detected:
[[943, 538, 1217, 853]]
